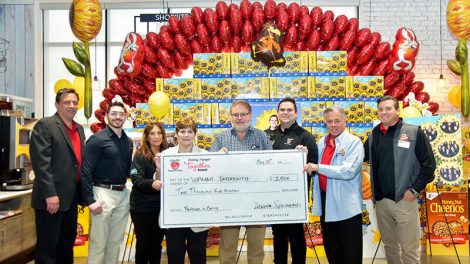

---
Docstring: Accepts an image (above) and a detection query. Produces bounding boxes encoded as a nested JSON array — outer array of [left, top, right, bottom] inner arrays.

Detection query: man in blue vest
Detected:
[[364, 95, 435, 264]]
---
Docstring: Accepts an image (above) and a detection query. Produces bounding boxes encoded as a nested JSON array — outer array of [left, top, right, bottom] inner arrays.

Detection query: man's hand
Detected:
[[403, 189, 417, 202], [304, 163, 319, 174], [295, 145, 308, 154], [89, 201, 104, 215], [46, 196, 59, 214], [152, 180, 162, 190], [219, 147, 229, 153]]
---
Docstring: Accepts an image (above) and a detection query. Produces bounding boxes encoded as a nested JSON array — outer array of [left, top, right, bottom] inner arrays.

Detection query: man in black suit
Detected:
[[30, 88, 85, 264]]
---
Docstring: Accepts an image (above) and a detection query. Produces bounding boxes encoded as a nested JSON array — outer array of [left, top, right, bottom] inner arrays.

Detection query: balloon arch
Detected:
[[90, 0, 439, 132]]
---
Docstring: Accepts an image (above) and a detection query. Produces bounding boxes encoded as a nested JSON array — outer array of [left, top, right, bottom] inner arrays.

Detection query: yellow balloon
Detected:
[[400, 106, 422, 118], [448, 85, 461, 109], [54, 79, 73, 94], [148, 91, 170, 118], [72, 77, 85, 110]]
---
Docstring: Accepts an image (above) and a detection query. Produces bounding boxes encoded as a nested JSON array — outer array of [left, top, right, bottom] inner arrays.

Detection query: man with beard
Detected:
[[210, 100, 272, 264], [271, 97, 318, 264], [81, 102, 134, 264], [30, 88, 85, 264]]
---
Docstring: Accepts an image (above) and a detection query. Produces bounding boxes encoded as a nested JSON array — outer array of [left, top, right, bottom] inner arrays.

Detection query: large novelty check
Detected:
[[160, 150, 309, 228]]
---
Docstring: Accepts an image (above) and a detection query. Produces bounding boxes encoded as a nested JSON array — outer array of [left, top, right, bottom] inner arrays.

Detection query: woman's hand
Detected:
[[152, 180, 162, 190], [154, 153, 162, 169]]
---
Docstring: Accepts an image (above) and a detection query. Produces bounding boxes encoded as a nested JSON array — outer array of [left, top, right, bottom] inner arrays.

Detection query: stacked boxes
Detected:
[[231, 77, 269, 99], [310, 126, 329, 141], [156, 78, 199, 100], [197, 128, 224, 150], [193, 53, 231, 78], [301, 101, 329, 124], [311, 51, 347, 74], [199, 78, 231, 100], [364, 101, 379, 123], [211, 103, 232, 125], [173, 103, 211, 125], [349, 126, 372, 143], [230, 52, 268, 77], [310, 76, 347, 98], [348, 76, 384, 98], [270, 51, 309, 76], [270, 76, 308, 99], [334, 101, 365, 123], [133, 103, 174, 128]]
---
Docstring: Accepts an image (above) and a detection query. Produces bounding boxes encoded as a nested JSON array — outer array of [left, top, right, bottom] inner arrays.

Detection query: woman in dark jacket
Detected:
[[130, 122, 169, 264]]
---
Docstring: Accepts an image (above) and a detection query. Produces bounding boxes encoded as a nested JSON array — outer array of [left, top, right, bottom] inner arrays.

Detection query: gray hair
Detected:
[[324, 105, 347, 120]]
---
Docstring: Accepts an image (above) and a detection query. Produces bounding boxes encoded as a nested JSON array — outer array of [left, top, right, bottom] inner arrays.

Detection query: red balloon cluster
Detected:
[[90, 0, 440, 133]]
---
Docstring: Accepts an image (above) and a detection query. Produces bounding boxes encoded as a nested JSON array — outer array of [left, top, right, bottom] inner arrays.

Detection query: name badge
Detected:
[[398, 140, 410, 149]]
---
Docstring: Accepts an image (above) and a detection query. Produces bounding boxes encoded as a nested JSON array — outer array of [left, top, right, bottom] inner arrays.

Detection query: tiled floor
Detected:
[[69, 253, 468, 263]]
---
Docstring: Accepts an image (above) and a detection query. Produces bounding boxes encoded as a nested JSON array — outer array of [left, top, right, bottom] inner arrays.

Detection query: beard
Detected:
[[232, 122, 250, 132]]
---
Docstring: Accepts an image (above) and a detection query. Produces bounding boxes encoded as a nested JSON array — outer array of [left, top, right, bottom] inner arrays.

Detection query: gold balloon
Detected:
[[54, 79, 73, 94], [69, 0, 102, 42], [72, 77, 85, 109], [148, 91, 170, 118], [448, 85, 462, 108], [400, 106, 422, 118]]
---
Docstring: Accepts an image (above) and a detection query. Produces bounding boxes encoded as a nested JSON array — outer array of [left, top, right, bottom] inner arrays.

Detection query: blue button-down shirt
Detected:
[[311, 130, 364, 222], [210, 126, 272, 152]]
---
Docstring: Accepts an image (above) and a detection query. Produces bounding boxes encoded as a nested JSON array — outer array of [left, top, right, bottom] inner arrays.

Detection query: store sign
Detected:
[[140, 13, 189, 22]]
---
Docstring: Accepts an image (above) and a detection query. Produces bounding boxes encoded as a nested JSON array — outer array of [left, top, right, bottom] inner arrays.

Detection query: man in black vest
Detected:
[[364, 95, 435, 264], [30, 88, 86, 264]]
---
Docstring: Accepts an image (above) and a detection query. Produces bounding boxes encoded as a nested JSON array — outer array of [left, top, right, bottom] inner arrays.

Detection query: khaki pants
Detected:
[[376, 198, 420, 264], [88, 187, 130, 264], [218, 225, 266, 264]]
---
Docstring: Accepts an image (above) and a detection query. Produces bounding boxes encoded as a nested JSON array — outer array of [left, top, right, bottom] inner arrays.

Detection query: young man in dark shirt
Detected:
[[364, 96, 435, 264], [81, 102, 134, 264], [271, 97, 318, 264]]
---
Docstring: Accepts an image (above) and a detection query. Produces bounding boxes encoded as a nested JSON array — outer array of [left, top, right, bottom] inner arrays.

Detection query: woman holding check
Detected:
[[156, 117, 209, 264], [130, 122, 169, 264]]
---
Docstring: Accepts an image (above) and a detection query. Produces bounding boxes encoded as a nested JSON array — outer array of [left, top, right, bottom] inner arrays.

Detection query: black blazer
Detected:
[[30, 113, 85, 211]]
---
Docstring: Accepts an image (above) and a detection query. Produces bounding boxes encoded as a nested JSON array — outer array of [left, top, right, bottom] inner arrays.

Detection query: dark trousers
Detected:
[[272, 223, 306, 264], [34, 200, 78, 264], [320, 192, 363, 264], [165, 228, 208, 264], [130, 210, 165, 264]]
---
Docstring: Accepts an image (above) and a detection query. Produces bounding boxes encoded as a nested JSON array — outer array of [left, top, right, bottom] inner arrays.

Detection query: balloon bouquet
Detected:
[[90, 0, 441, 132]]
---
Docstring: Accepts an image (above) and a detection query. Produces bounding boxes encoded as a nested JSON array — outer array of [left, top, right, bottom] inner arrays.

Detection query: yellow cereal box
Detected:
[[230, 52, 269, 77], [231, 77, 270, 99], [270, 76, 308, 99], [194, 53, 231, 78]]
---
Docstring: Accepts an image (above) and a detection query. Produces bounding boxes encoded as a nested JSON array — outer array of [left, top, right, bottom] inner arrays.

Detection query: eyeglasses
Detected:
[[326, 119, 344, 125], [109, 111, 126, 117], [231, 112, 251, 118]]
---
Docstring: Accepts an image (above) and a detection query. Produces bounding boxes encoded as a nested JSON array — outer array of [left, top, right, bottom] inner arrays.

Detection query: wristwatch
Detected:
[[408, 187, 419, 198]]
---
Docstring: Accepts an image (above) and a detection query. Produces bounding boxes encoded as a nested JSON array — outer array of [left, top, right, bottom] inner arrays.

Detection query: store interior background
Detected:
[[0, 0, 468, 263]]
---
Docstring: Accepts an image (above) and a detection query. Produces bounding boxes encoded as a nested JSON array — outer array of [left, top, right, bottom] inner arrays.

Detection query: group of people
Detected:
[[30, 87, 435, 264]]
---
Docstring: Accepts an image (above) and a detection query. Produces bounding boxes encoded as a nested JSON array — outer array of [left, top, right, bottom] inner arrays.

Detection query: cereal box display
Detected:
[[334, 101, 365, 123], [270, 51, 308, 76], [349, 126, 372, 144], [310, 126, 329, 141], [231, 77, 269, 99], [312, 51, 347, 74], [173, 103, 211, 125], [133, 103, 173, 128], [193, 53, 231, 78], [301, 101, 329, 125], [364, 101, 379, 123], [426, 192, 468, 245], [349, 76, 384, 98], [198, 78, 232, 100], [197, 128, 225, 150], [270, 76, 308, 99], [211, 103, 232, 125], [309, 76, 347, 98], [230, 52, 268, 77], [156, 78, 200, 100]]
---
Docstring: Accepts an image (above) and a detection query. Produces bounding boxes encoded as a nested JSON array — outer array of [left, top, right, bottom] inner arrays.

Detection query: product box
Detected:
[[349, 126, 372, 144], [334, 101, 365, 123], [270, 51, 309, 76], [310, 76, 347, 98], [364, 101, 379, 123], [310, 126, 329, 141], [270, 76, 308, 99], [133, 103, 174, 128], [211, 103, 232, 125], [173, 103, 211, 125], [349, 76, 384, 98], [156, 78, 200, 101], [311, 51, 347, 75], [301, 101, 329, 125], [230, 52, 269, 77], [199, 78, 232, 100], [426, 192, 468, 245], [197, 128, 226, 150], [231, 77, 270, 99], [193, 53, 231, 78]]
